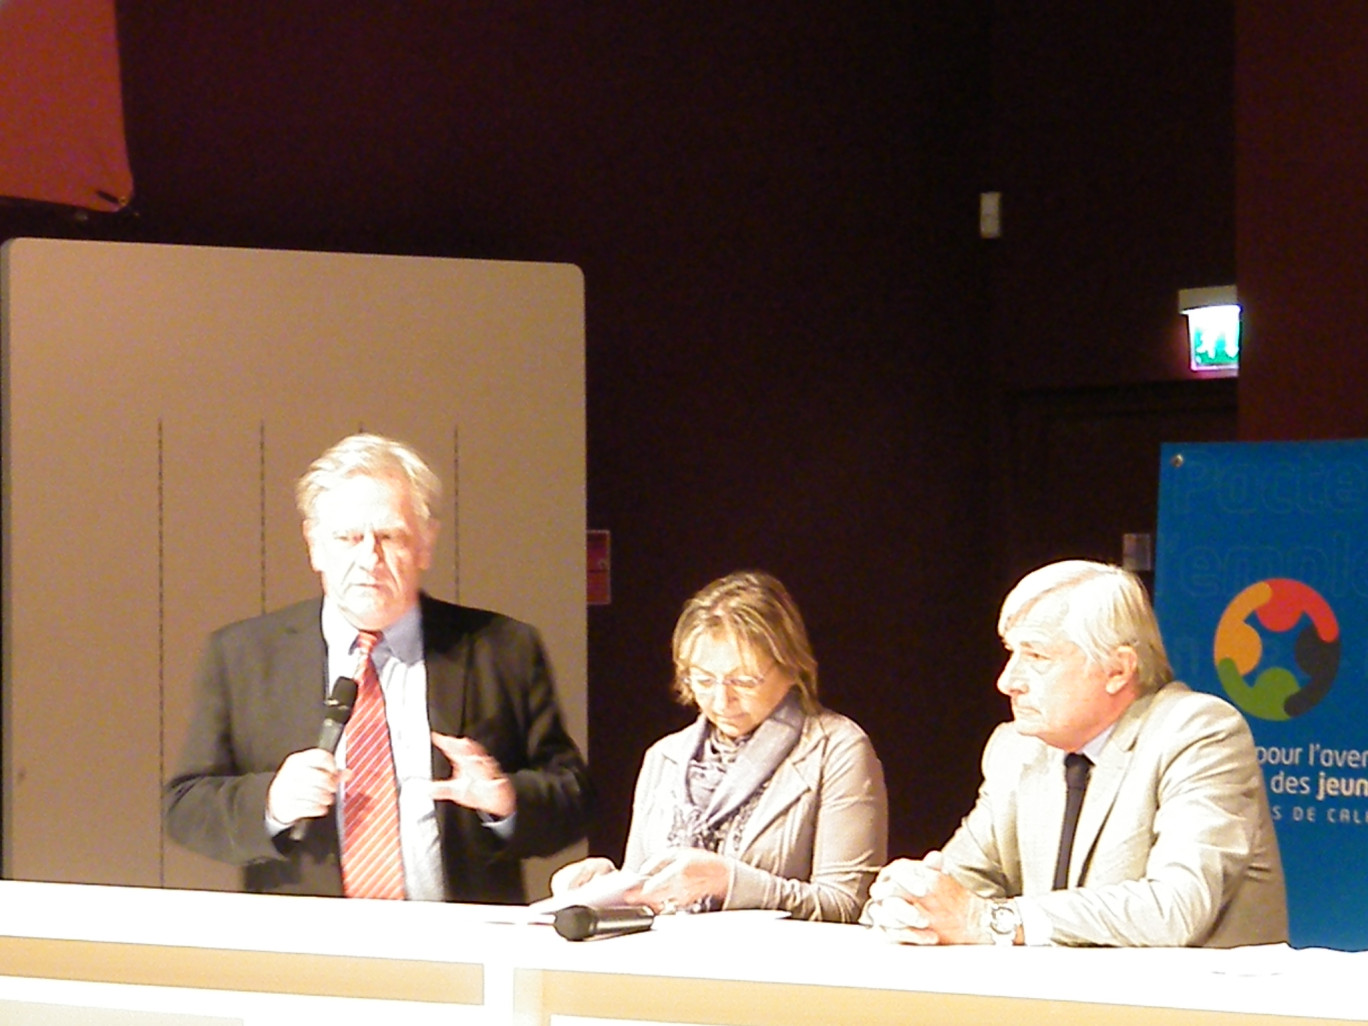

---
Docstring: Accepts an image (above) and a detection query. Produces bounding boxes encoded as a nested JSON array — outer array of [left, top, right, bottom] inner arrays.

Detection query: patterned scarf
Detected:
[[665, 688, 805, 880]]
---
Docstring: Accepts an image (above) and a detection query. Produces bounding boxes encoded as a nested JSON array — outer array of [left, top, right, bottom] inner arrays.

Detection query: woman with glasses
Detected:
[[551, 570, 887, 922]]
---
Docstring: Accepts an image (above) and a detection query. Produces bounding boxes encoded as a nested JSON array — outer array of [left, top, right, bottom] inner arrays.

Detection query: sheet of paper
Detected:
[[527, 869, 647, 914]]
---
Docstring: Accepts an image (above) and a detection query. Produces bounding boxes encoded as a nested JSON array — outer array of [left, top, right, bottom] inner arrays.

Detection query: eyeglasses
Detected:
[[680, 665, 773, 695]]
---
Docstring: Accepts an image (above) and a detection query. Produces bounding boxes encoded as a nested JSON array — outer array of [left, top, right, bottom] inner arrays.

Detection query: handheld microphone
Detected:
[[288, 676, 359, 842], [553, 905, 655, 941]]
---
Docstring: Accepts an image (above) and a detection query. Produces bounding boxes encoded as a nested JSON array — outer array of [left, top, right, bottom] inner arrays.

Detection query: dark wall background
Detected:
[[8, 0, 1336, 872], [1236, 2, 1368, 442]]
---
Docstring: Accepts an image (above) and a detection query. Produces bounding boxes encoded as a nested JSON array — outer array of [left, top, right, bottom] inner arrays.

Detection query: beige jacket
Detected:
[[943, 681, 1288, 946], [624, 708, 887, 922]]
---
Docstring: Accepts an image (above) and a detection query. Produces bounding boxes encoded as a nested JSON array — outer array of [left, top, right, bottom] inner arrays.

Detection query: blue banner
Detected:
[[1156, 439, 1368, 950]]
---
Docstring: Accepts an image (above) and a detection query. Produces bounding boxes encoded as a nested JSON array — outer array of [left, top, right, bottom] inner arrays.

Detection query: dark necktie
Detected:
[[340, 630, 405, 900], [1052, 752, 1092, 891]]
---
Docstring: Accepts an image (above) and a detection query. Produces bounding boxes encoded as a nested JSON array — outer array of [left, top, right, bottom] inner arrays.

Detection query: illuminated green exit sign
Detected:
[[1180, 286, 1239, 374]]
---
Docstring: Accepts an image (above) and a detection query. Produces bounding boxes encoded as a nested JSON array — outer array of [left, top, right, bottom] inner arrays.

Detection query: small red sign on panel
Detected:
[[587, 530, 611, 605]]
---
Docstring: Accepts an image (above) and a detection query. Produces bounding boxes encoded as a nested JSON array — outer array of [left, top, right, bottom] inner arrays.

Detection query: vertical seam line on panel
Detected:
[[157, 419, 166, 887], [259, 421, 267, 614], [459, 426, 465, 601]]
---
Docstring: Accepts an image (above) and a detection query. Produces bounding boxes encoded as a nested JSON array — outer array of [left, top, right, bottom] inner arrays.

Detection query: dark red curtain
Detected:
[[0, 0, 131, 211]]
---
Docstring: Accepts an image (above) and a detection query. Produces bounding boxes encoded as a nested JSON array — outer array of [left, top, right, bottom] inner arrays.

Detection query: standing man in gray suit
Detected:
[[164, 433, 590, 902], [864, 560, 1286, 947]]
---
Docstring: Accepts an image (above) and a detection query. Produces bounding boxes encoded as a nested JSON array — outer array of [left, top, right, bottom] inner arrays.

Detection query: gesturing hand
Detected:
[[429, 732, 516, 818]]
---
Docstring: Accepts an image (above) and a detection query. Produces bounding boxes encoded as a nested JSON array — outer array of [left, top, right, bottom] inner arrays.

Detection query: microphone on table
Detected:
[[553, 905, 656, 942], [288, 676, 359, 842]]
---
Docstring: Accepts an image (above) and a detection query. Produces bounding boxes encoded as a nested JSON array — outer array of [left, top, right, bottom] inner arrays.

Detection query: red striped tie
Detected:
[[340, 630, 406, 900]]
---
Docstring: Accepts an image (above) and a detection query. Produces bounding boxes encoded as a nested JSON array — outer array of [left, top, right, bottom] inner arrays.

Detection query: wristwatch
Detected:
[[984, 899, 1020, 946]]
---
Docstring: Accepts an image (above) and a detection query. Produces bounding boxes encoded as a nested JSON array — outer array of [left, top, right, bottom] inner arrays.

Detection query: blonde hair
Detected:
[[999, 560, 1172, 692], [671, 570, 820, 714]]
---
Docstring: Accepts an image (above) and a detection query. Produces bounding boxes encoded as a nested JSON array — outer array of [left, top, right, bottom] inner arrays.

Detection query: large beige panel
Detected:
[[1, 239, 586, 895]]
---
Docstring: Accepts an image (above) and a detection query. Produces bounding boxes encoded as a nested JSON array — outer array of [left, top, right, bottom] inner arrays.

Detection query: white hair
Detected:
[[295, 433, 441, 526], [999, 560, 1172, 692]]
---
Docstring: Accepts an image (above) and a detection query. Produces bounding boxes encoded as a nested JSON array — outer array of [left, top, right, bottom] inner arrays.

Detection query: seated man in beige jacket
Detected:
[[865, 559, 1287, 947]]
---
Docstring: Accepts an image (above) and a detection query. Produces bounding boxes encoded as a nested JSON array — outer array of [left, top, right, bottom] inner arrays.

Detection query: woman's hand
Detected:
[[626, 848, 732, 913], [550, 856, 618, 896]]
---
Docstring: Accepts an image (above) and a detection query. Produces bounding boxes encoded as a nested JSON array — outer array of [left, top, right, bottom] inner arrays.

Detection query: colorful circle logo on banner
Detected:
[[1213, 579, 1340, 721]]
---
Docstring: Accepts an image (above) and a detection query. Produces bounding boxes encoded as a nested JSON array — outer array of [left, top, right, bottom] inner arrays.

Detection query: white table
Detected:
[[0, 880, 1363, 1026]]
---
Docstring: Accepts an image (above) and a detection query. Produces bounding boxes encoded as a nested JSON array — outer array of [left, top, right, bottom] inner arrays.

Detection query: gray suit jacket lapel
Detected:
[[1070, 689, 1156, 887], [421, 600, 469, 744], [265, 599, 329, 753], [1020, 744, 1066, 894]]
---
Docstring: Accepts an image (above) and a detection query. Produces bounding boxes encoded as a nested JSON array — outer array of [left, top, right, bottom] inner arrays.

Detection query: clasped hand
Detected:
[[863, 850, 990, 944]]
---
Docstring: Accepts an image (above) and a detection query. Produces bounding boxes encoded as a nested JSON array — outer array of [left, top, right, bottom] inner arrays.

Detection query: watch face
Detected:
[[990, 903, 1017, 934]]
